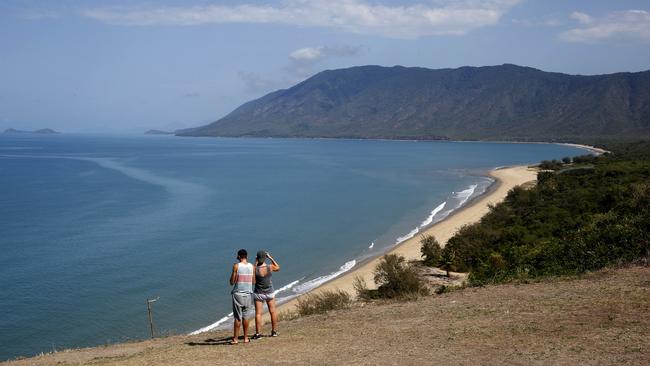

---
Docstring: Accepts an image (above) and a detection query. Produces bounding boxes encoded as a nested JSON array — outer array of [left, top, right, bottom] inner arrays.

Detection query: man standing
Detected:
[[229, 249, 255, 344]]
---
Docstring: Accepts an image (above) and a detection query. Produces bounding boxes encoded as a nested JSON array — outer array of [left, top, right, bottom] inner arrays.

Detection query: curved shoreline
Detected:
[[193, 141, 597, 331], [275, 164, 539, 313]]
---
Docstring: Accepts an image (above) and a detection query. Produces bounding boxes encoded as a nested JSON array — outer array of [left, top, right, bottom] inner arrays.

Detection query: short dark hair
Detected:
[[237, 249, 248, 258]]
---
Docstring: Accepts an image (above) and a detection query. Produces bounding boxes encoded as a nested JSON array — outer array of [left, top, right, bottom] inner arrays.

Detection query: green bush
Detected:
[[539, 159, 563, 170], [420, 234, 443, 266], [373, 254, 429, 298], [295, 290, 352, 316]]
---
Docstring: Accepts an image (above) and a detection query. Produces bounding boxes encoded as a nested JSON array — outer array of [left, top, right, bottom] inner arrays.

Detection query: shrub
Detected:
[[420, 234, 443, 266], [373, 254, 429, 298], [352, 276, 378, 300], [439, 248, 457, 277], [562, 156, 572, 164], [539, 159, 563, 170], [295, 290, 352, 316], [573, 154, 597, 164]]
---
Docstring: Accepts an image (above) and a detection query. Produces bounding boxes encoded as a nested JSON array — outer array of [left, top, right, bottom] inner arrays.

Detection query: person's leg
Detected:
[[233, 319, 241, 344], [242, 318, 250, 342], [267, 298, 278, 333], [232, 293, 243, 343], [242, 293, 252, 343], [254, 299, 264, 335]]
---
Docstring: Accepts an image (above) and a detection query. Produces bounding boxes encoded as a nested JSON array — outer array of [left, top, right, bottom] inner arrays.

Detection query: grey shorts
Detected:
[[253, 292, 275, 302], [232, 292, 253, 321]]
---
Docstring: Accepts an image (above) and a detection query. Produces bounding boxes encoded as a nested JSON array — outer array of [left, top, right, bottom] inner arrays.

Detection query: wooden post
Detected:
[[146, 297, 159, 339]]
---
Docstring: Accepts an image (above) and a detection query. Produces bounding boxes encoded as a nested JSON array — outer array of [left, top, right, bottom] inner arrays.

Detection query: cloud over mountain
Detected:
[[561, 10, 650, 43]]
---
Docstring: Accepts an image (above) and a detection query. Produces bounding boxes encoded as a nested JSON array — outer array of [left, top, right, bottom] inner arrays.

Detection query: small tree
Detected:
[[440, 249, 456, 277], [374, 254, 428, 298], [420, 234, 443, 266], [562, 156, 572, 164]]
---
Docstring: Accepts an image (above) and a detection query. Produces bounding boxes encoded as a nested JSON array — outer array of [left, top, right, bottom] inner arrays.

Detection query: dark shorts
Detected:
[[232, 292, 253, 321]]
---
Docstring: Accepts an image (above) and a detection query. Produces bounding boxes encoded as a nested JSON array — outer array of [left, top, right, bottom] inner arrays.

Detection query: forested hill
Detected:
[[179, 64, 650, 141]]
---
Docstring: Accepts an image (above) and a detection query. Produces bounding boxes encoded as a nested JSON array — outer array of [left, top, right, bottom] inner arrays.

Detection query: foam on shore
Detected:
[[454, 184, 478, 207], [290, 260, 356, 294], [190, 180, 492, 335]]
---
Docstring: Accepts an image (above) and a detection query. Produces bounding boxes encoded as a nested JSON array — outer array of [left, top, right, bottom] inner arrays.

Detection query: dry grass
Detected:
[[4, 266, 648, 366], [295, 289, 352, 316]]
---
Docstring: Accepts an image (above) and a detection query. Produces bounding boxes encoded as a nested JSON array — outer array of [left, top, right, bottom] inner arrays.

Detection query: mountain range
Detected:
[[179, 64, 650, 141]]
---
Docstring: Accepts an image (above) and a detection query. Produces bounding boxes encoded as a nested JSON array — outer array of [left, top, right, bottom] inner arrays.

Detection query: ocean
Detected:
[[0, 134, 588, 360]]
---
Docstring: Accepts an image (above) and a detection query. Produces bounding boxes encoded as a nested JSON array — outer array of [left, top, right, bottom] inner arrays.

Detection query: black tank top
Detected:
[[255, 263, 274, 294]]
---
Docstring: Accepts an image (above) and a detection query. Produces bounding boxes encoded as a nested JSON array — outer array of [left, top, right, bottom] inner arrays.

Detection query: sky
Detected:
[[1, 0, 649, 133]]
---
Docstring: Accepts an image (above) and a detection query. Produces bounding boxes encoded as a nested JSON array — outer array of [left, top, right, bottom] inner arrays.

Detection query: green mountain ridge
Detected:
[[180, 64, 650, 141]]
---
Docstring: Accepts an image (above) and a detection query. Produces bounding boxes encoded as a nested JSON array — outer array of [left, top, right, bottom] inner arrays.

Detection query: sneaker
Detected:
[[271, 330, 279, 337], [251, 333, 262, 340]]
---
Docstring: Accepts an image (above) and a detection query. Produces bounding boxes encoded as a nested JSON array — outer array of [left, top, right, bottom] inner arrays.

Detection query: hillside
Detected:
[[180, 64, 650, 141], [4, 266, 648, 365]]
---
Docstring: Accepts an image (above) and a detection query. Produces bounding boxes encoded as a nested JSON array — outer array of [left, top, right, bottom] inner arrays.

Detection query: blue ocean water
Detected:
[[0, 134, 587, 360]]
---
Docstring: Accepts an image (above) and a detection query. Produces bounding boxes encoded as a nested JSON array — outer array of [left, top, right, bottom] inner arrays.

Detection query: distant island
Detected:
[[144, 129, 175, 135], [4, 128, 60, 134], [179, 64, 650, 142]]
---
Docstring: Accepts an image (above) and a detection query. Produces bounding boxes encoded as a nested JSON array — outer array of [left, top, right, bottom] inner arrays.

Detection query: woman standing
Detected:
[[252, 250, 280, 339]]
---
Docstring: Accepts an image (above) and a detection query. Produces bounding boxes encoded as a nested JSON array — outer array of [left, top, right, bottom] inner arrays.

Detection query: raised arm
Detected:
[[267, 252, 280, 272], [229, 263, 238, 285]]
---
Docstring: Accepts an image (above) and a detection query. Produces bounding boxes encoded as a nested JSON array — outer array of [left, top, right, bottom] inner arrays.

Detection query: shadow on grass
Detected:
[[186, 335, 267, 346], [186, 336, 233, 346]]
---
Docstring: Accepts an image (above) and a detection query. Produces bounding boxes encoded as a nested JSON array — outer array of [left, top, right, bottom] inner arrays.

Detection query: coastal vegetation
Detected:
[[420, 235, 443, 267], [436, 142, 650, 285], [355, 254, 429, 300]]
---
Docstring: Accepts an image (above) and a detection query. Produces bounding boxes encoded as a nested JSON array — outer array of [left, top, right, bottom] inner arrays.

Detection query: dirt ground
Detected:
[[5, 265, 648, 366]]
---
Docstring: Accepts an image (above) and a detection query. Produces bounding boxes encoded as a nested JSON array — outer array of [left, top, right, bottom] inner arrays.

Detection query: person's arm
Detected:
[[252, 266, 256, 284], [229, 263, 238, 285], [267, 252, 280, 272]]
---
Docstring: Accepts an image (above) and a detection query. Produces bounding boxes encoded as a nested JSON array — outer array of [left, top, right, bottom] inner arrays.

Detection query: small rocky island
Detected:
[[144, 129, 174, 135], [4, 128, 60, 134]]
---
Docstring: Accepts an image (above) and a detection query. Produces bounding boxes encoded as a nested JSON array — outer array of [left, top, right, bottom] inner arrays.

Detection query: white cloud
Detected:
[[81, 0, 521, 39], [511, 17, 561, 27], [570, 11, 592, 25], [289, 46, 361, 62], [288, 45, 362, 78], [561, 10, 650, 43], [290, 47, 324, 61], [240, 44, 362, 94]]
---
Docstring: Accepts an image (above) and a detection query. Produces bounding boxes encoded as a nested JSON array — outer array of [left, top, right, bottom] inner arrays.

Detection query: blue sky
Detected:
[[1, 0, 649, 133]]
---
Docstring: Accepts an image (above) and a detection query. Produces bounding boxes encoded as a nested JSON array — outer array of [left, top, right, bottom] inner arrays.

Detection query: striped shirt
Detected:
[[232, 262, 254, 294]]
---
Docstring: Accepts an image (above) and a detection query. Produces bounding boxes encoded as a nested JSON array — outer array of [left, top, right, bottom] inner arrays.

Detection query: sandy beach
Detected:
[[559, 143, 609, 155], [276, 164, 538, 313]]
